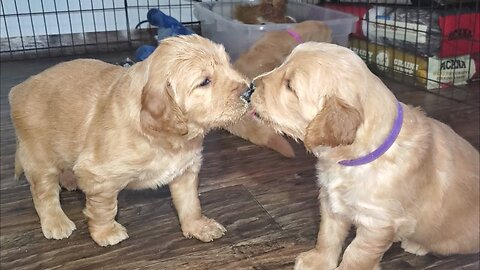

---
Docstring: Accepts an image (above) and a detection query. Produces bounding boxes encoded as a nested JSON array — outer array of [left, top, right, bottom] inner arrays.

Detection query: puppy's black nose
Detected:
[[241, 83, 256, 103]]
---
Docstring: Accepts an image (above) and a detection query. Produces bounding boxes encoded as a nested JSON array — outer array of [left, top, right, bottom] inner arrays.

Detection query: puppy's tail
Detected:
[[14, 139, 24, 181]]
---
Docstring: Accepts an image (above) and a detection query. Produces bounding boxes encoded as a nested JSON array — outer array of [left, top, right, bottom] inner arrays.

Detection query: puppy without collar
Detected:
[[10, 35, 250, 246]]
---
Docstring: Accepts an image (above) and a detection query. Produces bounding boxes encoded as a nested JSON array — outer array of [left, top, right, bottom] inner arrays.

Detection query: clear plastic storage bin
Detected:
[[194, 1, 358, 60]]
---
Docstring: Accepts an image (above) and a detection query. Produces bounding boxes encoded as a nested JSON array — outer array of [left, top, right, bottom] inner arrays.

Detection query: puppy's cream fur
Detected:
[[226, 21, 333, 158], [10, 35, 249, 246], [251, 42, 479, 270]]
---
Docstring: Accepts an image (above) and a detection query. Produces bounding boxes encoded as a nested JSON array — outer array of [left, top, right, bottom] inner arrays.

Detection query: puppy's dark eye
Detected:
[[199, 78, 211, 87]]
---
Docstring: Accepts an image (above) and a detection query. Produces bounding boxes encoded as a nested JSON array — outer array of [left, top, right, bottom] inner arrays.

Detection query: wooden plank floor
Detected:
[[1, 52, 479, 270]]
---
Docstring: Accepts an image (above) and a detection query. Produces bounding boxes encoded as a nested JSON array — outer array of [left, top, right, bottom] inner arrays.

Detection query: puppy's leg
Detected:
[[84, 190, 128, 246], [169, 164, 226, 242], [26, 169, 76, 240], [335, 226, 395, 270], [14, 140, 23, 180], [226, 116, 295, 158], [295, 192, 351, 270]]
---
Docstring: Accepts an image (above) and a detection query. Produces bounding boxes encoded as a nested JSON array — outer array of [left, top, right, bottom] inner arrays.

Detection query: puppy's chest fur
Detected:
[[319, 169, 367, 219], [318, 164, 414, 231], [131, 147, 203, 189]]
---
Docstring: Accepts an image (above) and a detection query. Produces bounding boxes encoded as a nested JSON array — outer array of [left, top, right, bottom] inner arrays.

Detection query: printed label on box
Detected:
[[393, 57, 419, 76], [376, 51, 390, 71], [427, 56, 476, 89], [350, 46, 375, 63]]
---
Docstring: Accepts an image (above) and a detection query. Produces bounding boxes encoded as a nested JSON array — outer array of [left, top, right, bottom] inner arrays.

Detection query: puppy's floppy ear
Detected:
[[140, 81, 188, 136], [304, 96, 362, 150]]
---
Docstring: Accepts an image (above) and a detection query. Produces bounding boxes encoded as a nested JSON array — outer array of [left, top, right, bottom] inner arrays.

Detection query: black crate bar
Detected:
[[325, 0, 478, 105], [0, 0, 200, 60]]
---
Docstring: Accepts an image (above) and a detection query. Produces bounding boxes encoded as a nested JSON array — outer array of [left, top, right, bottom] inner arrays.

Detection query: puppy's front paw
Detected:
[[295, 249, 336, 270], [401, 240, 428, 256], [182, 216, 226, 242], [90, 221, 129, 246], [40, 212, 76, 240]]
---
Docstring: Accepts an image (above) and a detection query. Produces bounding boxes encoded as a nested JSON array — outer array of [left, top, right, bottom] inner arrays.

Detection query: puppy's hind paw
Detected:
[[182, 216, 226, 242]]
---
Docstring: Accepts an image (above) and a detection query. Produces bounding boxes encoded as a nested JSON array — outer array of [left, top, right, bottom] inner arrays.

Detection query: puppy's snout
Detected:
[[240, 83, 256, 103]]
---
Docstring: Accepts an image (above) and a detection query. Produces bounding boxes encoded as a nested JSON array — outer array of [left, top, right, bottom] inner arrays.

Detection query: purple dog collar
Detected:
[[286, 29, 303, 43], [338, 101, 404, 166]]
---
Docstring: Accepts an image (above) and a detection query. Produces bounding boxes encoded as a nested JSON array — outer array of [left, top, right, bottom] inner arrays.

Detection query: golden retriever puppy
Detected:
[[234, 20, 332, 79], [226, 21, 332, 158], [10, 35, 250, 247], [234, 0, 295, 25], [248, 42, 479, 270]]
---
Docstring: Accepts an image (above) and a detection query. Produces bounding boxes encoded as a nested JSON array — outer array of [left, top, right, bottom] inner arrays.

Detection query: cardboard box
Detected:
[[349, 37, 476, 89]]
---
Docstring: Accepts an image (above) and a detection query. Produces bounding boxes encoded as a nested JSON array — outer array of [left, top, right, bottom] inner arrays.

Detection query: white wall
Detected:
[[0, 0, 196, 38]]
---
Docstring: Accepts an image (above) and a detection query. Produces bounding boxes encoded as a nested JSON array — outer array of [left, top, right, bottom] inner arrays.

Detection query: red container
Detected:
[[438, 12, 480, 57]]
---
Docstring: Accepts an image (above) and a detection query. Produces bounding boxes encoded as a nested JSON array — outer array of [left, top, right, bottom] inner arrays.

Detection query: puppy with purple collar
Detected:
[[246, 42, 479, 270]]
